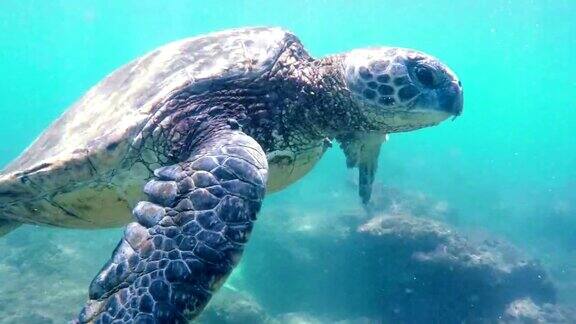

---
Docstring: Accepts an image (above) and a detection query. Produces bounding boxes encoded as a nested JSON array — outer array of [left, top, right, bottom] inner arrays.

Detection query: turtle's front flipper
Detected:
[[77, 131, 267, 323]]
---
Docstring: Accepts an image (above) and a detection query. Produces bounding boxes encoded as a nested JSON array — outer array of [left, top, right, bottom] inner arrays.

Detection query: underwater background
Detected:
[[0, 0, 575, 322]]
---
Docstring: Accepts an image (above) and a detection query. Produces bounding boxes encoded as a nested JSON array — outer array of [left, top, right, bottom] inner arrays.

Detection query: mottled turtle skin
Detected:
[[0, 27, 463, 323]]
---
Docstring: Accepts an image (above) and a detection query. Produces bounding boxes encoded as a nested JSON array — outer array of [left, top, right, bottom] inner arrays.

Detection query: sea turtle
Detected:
[[0, 27, 463, 323]]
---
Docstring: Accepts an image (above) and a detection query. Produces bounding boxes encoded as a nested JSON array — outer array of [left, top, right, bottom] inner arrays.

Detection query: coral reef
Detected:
[[239, 185, 572, 323], [199, 288, 272, 324], [502, 298, 576, 323], [0, 228, 116, 323]]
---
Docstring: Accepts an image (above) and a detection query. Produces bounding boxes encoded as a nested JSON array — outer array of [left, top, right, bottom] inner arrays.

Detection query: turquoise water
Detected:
[[0, 1, 575, 322]]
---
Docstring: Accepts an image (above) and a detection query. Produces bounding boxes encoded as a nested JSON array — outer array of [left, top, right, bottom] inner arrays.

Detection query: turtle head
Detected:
[[340, 47, 463, 133], [327, 48, 463, 205]]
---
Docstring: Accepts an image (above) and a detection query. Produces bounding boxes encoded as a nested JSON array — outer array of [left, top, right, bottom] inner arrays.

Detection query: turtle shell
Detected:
[[0, 27, 295, 228]]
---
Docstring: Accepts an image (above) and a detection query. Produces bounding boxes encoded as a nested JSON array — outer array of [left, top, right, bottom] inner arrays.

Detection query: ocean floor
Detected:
[[0, 184, 575, 323]]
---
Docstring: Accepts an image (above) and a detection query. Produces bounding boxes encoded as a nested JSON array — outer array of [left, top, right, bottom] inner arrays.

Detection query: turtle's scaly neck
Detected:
[[288, 55, 374, 142]]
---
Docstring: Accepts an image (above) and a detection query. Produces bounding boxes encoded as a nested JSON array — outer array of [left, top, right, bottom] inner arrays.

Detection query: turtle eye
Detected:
[[414, 65, 438, 88]]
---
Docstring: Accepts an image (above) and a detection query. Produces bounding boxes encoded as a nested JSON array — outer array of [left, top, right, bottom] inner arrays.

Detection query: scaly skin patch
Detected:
[[77, 131, 267, 323]]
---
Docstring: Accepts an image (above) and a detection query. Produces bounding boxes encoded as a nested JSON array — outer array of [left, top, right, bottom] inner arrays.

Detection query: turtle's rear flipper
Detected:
[[0, 219, 20, 238], [338, 132, 387, 204], [76, 131, 268, 323]]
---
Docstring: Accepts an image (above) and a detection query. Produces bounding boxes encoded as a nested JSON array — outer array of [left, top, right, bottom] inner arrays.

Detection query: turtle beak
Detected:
[[441, 81, 463, 117]]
